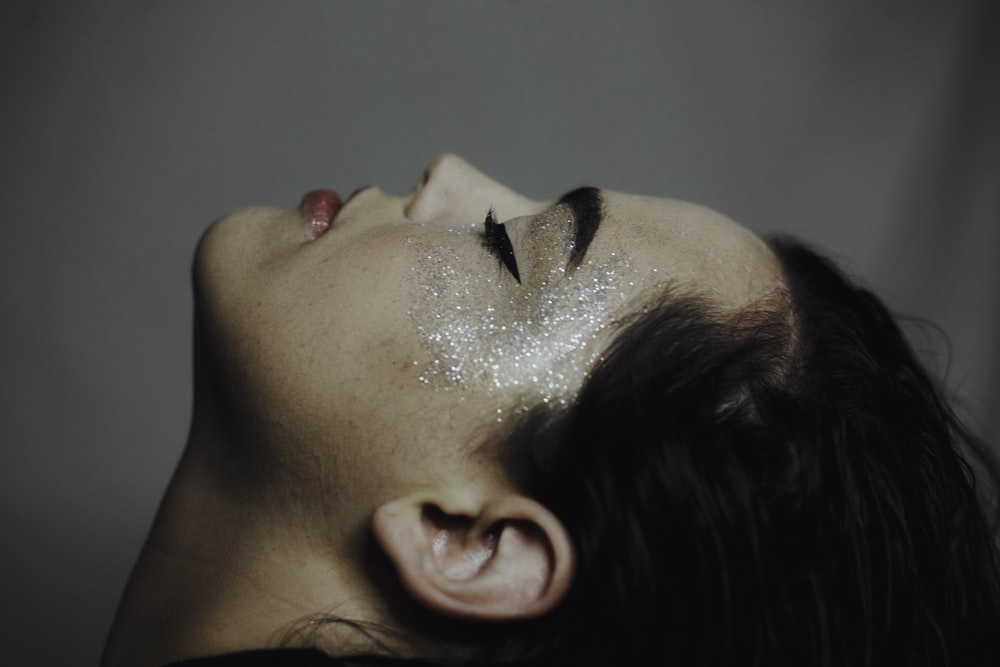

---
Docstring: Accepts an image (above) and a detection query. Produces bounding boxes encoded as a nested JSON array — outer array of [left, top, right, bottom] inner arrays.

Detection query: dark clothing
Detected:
[[166, 648, 338, 666]]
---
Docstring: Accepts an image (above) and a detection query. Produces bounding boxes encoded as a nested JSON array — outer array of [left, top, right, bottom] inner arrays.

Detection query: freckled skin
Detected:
[[192, 158, 783, 603], [103, 154, 785, 667], [193, 154, 783, 511]]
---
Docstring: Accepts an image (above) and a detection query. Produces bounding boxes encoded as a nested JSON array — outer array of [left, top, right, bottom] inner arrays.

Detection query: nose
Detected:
[[405, 153, 539, 224]]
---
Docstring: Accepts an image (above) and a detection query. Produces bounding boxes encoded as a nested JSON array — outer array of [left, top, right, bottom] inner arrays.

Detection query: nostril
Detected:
[[411, 168, 430, 195], [405, 153, 480, 222], [406, 155, 453, 220]]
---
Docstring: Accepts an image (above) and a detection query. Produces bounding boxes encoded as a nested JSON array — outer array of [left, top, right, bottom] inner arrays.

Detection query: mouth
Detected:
[[299, 189, 342, 238], [299, 186, 373, 239]]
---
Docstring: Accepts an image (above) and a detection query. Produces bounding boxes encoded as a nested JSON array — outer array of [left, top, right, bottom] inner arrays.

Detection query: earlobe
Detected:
[[372, 493, 575, 621]]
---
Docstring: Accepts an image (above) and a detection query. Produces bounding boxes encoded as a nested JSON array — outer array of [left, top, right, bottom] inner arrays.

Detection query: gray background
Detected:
[[2, 1, 997, 664]]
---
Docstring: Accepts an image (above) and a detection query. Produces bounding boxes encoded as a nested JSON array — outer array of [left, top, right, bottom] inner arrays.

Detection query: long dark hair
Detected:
[[301, 236, 1000, 666], [478, 236, 999, 666]]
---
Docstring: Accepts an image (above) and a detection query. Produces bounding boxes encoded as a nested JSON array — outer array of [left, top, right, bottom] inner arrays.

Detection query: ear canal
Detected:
[[373, 494, 575, 621], [422, 505, 500, 582]]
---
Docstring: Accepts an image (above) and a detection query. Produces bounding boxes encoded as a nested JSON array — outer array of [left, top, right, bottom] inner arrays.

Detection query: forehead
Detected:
[[587, 191, 783, 310]]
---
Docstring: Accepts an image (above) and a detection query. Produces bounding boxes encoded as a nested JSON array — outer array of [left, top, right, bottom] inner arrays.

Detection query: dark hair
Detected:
[[328, 237, 1000, 666]]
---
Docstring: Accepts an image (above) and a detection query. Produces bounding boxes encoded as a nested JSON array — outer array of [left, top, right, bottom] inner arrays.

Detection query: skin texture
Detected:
[[193, 153, 781, 505], [102, 154, 784, 667]]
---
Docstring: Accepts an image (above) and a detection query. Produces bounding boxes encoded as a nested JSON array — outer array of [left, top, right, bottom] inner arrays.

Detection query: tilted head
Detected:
[[105, 154, 999, 667], [187, 152, 786, 623]]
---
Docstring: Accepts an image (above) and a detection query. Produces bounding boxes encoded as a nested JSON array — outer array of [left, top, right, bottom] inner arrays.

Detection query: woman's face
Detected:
[[194, 154, 782, 519]]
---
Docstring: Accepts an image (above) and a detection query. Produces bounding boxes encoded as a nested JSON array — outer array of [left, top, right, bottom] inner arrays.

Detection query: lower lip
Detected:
[[299, 189, 343, 238]]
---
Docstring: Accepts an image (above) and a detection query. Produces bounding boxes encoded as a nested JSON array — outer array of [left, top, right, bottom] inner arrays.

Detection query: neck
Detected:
[[101, 398, 380, 667]]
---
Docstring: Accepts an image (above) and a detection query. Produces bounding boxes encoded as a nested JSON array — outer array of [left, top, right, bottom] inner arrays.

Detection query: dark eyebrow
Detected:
[[558, 186, 604, 270]]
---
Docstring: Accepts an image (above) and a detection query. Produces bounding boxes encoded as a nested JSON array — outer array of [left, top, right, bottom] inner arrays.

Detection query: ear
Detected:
[[372, 492, 575, 620]]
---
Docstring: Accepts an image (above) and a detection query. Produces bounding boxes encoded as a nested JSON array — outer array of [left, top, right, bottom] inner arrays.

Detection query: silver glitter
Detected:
[[407, 206, 633, 405]]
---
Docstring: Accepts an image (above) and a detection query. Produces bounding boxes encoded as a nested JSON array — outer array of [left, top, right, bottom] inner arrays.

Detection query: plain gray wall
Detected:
[[2, 1, 997, 664]]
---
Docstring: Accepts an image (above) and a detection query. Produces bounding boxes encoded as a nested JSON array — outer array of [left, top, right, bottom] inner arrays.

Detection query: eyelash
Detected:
[[481, 208, 521, 283]]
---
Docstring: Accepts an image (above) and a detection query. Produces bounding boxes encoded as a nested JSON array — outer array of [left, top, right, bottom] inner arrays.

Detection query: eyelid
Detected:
[[482, 208, 521, 283]]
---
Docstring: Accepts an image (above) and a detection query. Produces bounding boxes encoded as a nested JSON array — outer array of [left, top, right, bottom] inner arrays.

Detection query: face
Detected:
[[193, 154, 783, 529]]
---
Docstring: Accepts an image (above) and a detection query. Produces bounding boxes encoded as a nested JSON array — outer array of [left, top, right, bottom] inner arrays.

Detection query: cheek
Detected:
[[291, 246, 427, 389], [411, 244, 634, 405], [200, 231, 427, 426]]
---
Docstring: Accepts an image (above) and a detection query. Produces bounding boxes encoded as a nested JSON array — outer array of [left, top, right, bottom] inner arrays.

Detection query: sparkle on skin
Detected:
[[407, 207, 633, 410]]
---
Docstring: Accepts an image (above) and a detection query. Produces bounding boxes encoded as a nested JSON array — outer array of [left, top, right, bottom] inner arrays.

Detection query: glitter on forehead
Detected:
[[407, 209, 632, 406]]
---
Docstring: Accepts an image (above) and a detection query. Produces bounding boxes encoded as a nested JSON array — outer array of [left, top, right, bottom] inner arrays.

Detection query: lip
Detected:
[[345, 185, 371, 205], [298, 186, 372, 239], [299, 189, 342, 239]]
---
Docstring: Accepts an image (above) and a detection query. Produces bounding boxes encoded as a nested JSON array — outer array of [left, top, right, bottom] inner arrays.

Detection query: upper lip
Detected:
[[345, 185, 370, 207], [331, 185, 371, 225]]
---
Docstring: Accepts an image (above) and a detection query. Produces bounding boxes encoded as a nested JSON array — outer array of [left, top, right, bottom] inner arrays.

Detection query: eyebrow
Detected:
[[558, 186, 604, 270]]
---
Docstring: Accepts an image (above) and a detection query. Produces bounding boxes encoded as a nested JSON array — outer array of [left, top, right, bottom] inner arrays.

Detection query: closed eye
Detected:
[[481, 208, 521, 283]]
